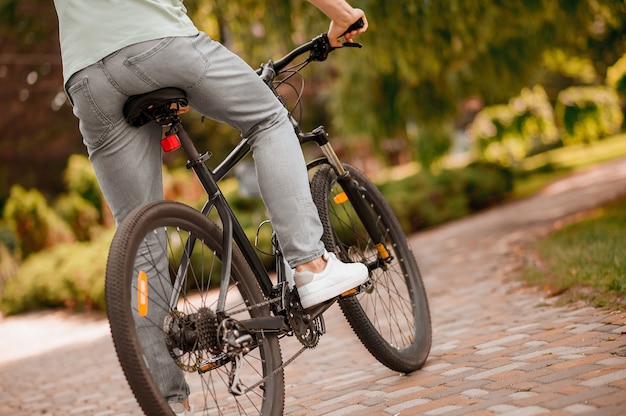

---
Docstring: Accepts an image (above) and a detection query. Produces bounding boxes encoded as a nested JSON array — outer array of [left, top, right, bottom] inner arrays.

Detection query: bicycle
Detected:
[[105, 21, 432, 416]]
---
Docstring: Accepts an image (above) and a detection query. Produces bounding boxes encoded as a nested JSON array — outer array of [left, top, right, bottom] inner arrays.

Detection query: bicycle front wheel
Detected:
[[311, 163, 432, 373], [106, 200, 284, 416]]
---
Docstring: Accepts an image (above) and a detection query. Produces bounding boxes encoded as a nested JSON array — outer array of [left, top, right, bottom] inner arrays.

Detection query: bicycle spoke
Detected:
[[106, 201, 284, 415], [311, 164, 431, 373]]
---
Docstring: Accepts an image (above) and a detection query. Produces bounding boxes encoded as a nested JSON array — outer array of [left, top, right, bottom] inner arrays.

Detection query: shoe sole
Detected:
[[298, 274, 369, 309]]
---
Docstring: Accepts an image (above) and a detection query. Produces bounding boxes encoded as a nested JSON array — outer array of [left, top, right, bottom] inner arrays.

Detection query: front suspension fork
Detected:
[[312, 129, 392, 262]]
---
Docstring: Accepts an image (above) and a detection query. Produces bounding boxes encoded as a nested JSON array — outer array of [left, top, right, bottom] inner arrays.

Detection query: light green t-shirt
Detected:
[[53, 0, 199, 85]]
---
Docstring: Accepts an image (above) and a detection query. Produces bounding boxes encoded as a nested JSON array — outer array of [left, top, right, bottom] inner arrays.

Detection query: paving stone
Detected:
[[2, 158, 626, 415]]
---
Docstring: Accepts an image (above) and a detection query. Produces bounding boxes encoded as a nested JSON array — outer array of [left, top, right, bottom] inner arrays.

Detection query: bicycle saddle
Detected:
[[123, 87, 188, 127]]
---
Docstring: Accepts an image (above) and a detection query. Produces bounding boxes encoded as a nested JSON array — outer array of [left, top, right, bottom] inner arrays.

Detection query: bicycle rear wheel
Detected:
[[310, 163, 431, 373], [106, 200, 284, 415]]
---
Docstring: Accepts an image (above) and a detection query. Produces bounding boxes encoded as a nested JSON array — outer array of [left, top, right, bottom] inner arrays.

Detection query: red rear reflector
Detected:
[[161, 134, 181, 152]]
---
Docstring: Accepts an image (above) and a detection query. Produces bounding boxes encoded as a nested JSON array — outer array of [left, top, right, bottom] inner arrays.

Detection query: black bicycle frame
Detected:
[[165, 32, 389, 320], [167, 122, 273, 318], [169, 113, 390, 318]]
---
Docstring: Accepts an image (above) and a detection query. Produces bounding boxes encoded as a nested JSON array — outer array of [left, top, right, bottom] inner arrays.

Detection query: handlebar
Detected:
[[256, 19, 364, 81]]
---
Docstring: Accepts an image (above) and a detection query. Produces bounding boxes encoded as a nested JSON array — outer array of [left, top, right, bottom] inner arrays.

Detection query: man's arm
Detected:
[[307, 0, 368, 46]]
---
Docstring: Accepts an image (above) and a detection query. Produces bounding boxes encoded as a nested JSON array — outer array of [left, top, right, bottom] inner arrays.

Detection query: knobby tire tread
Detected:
[[105, 200, 284, 415], [310, 164, 432, 373]]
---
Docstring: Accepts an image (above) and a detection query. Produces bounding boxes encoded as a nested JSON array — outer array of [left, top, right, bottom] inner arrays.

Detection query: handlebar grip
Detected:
[[341, 18, 365, 37]]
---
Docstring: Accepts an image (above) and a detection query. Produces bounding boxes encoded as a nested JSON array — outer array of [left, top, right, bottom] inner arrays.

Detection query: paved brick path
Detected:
[[2, 157, 626, 415]]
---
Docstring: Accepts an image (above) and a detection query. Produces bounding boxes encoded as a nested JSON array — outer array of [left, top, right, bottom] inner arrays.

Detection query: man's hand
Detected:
[[328, 10, 368, 47], [307, 0, 369, 47]]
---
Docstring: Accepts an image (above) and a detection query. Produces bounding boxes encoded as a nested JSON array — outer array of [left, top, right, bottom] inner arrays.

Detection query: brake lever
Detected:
[[310, 18, 364, 61], [340, 18, 365, 38], [340, 42, 362, 49], [335, 18, 364, 49]]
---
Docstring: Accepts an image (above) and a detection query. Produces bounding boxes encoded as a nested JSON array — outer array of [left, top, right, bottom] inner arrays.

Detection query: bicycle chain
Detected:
[[239, 344, 309, 395], [226, 295, 281, 316], [224, 293, 314, 395]]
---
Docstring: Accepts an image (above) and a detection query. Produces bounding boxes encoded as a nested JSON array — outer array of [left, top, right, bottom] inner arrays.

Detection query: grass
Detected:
[[383, 135, 626, 310], [513, 134, 626, 311], [519, 196, 626, 310], [513, 133, 626, 198]]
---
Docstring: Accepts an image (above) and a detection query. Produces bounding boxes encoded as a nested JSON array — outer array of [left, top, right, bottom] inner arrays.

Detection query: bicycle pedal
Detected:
[[340, 287, 359, 297], [340, 280, 371, 298]]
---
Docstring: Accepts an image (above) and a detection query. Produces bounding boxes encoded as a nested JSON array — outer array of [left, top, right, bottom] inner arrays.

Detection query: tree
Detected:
[[331, 0, 626, 145], [0, 0, 83, 204], [188, 1, 626, 167], [1, 0, 625, 201]]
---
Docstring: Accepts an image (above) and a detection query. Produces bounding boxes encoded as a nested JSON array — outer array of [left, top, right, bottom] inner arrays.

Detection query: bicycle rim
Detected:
[[311, 164, 432, 373], [106, 200, 284, 415]]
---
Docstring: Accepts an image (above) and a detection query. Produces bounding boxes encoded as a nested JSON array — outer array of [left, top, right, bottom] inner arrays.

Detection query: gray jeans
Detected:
[[66, 33, 325, 401]]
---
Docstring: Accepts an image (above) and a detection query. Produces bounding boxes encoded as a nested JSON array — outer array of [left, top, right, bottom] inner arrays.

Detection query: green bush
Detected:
[[0, 158, 514, 314], [54, 193, 102, 241], [0, 228, 112, 315], [379, 173, 430, 232], [0, 224, 17, 254], [54, 155, 108, 240], [462, 162, 514, 210], [379, 163, 513, 233], [0, 244, 18, 299], [3, 185, 75, 258], [607, 54, 626, 95], [555, 86, 623, 145], [63, 154, 105, 217], [468, 86, 559, 165], [421, 169, 470, 226], [413, 123, 453, 172]]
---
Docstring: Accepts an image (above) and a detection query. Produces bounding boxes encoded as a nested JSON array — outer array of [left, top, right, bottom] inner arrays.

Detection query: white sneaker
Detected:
[[170, 402, 194, 416], [294, 251, 368, 309], [283, 258, 296, 289]]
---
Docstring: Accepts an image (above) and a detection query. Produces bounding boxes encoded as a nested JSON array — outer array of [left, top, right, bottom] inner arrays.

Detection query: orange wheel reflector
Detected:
[[137, 271, 148, 317], [376, 243, 390, 260], [333, 192, 348, 204]]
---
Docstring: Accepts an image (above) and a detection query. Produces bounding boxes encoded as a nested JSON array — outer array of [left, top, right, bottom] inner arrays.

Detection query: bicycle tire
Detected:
[[310, 163, 432, 373], [106, 200, 284, 415]]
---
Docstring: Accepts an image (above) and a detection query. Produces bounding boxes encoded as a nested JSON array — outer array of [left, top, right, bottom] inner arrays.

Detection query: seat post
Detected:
[[168, 122, 219, 197]]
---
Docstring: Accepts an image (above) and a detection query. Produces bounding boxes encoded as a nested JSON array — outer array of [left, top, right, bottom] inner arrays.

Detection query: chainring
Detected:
[[285, 289, 324, 348]]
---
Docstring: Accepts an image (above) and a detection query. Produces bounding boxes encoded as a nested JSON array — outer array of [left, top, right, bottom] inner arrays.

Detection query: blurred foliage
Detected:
[[62, 154, 105, 217], [542, 49, 599, 85], [555, 85, 623, 145], [182, 0, 626, 168], [0, 243, 18, 299], [0, 155, 109, 312], [1, 0, 626, 195], [0, 229, 112, 315], [413, 122, 453, 172], [379, 162, 513, 233], [1, 0, 626, 314], [54, 155, 107, 240], [54, 193, 101, 242], [607, 54, 626, 95], [3, 185, 75, 258], [468, 86, 559, 165], [332, 0, 626, 143]]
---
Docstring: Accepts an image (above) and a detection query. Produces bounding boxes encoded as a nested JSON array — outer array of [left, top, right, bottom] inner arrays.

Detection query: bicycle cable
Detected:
[[218, 292, 311, 395]]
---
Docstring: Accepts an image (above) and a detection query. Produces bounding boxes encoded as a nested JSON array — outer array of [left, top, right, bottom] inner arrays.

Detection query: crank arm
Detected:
[[239, 316, 291, 333]]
